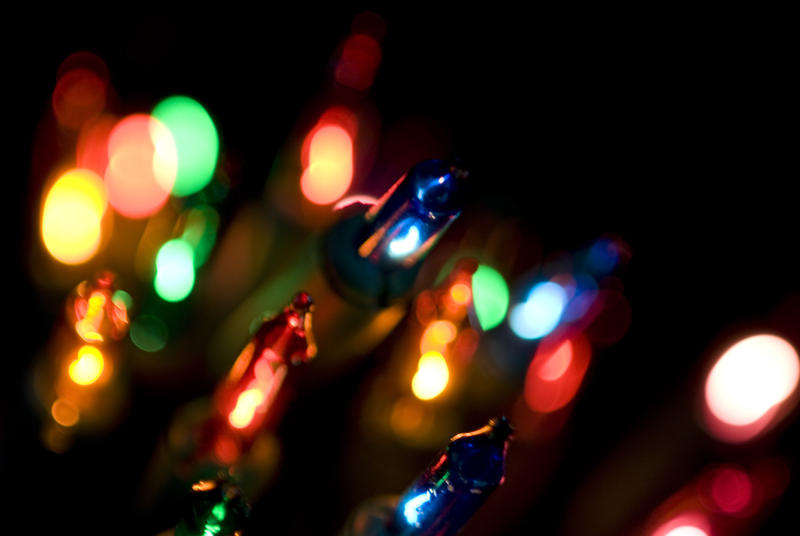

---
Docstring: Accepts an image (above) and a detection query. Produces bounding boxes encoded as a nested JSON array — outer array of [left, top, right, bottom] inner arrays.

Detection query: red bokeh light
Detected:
[[524, 334, 591, 413]]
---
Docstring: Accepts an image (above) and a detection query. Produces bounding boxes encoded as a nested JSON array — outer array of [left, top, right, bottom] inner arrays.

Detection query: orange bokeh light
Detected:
[[51, 398, 80, 427], [450, 283, 472, 305], [420, 320, 457, 355], [411, 351, 450, 401], [105, 114, 177, 218], [300, 121, 353, 205]]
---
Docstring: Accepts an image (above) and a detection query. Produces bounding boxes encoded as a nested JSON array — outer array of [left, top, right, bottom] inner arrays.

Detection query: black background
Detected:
[[4, 7, 797, 535]]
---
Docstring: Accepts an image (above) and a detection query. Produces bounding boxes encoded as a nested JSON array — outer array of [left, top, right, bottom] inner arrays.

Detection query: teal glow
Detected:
[[154, 238, 195, 302], [152, 96, 219, 196], [471, 265, 509, 331], [130, 314, 168, 352]]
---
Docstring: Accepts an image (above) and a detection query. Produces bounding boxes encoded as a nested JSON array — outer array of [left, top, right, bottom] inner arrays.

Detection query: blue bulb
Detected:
[[359, 159, 466, 267], [393, 417, 510, 535]]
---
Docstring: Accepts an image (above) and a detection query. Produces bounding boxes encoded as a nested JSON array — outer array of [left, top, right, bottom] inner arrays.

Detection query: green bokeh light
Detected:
[[111, 289, 133, 311], [154, 238, 195, 302], [130, 314, 168, 352], [152, 96, 219, 197], [471, 264, 509, 331]]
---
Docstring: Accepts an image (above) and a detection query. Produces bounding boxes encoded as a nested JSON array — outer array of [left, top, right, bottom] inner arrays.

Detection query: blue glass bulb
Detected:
[[359, 159, 467, 268], [392, 417, 512, 536], [323, 159, 468, 307]]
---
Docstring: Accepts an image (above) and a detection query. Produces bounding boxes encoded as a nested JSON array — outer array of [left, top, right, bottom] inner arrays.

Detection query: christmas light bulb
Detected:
[[199, 292, 316, 463], [393, 416, 511, 535], [324, 159, 468, 308], [340, 417, 512, 536], [169, 478, 249, 536]]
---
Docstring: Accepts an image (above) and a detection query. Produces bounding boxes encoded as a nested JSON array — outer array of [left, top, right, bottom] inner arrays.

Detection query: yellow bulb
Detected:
[[411, 351, 450, 401], [68, 345, 105, 385], [41, 168, 107, 264]]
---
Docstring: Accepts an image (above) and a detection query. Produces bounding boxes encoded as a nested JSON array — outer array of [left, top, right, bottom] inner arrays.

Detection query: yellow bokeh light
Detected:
[[68, 345, 105, 385], [411, 351, 450, 401], [51, 398, 80, 427], [41, 168, 107, 265]]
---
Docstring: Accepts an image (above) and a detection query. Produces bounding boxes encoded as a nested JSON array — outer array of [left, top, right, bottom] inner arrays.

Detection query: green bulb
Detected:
[[153, 96, 219, 197], [471, 264, 509, 331], [155, 238, 195, 302]]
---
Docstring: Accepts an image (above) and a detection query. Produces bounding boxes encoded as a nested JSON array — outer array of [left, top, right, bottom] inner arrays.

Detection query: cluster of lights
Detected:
[[40, 52, 222, 313], [298, 11, 385, 208], [48, 274, 130, 437], [410, 261, 479, 402], [645, 459, 790, 536]]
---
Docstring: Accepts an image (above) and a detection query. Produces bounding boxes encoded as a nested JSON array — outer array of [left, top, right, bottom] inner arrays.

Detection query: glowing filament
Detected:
[[75, 291, 107, 342], [412, 351, 449, 400], [228, 388, 266, 429], [403, 490, 431, 526], [388, 224, 421, 258], [68, 345, 105, 385]]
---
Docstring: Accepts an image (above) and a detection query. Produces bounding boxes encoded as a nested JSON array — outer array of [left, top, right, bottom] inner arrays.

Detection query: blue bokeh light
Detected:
[[509, 281, 568, 340]]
